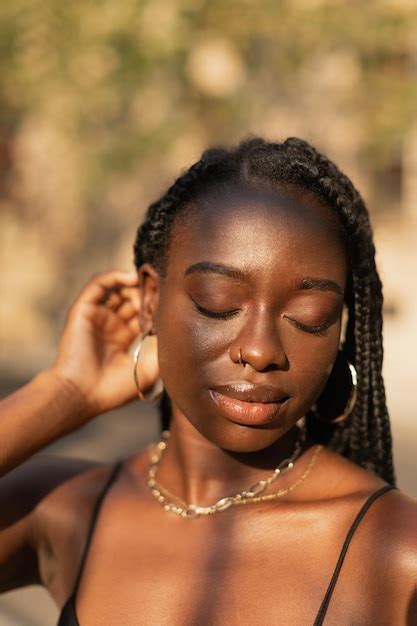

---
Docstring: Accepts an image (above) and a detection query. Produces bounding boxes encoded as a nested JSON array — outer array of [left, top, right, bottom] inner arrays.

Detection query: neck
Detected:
[[154, 410, 307, 505]]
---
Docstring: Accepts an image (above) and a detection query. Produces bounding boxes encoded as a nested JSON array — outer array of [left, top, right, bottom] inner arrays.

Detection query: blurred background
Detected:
[[1, 0, 416, 623]]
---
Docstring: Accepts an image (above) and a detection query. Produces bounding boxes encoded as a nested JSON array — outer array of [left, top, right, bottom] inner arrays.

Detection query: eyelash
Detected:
[[193, 303, 240, 320], [193, 303, 330, 336], [285, 318, 330, 337]]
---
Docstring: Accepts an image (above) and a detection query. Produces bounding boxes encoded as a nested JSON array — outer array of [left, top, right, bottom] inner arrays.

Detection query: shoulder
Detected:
[[32, 447, 150, 546], [370, 488, 417, 577], [314, 447, 417, 613], [316, 447, 417, 614], [310, 446, 417, 567], [20, 456, 111, 559], [358, 489, 417, 621], [29, 454, 141, 600], [0, 455, 111, 592], [32, 455, 129, 541]]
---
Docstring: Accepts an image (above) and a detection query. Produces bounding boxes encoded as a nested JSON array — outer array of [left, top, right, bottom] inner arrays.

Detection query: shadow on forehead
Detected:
[[195, 182, 305, 214], [165, 181, 347, 280], [177, 180, 344, 236]]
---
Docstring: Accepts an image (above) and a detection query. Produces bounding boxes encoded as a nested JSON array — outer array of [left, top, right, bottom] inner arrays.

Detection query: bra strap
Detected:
[[313, 484, 397, 625], [72, 460, 124, 596]]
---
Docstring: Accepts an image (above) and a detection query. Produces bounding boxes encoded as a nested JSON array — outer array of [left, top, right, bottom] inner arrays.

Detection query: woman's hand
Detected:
[[49, 270, 159, 417]]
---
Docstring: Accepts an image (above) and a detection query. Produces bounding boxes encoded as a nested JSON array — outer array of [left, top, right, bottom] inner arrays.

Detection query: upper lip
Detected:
[[211, 383, 290, 403]]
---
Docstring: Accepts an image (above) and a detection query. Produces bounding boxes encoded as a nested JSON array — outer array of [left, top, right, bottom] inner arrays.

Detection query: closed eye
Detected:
[[191, 297, 334, 333], [192, 301, 240, 320], [284, 316, 332, 336]]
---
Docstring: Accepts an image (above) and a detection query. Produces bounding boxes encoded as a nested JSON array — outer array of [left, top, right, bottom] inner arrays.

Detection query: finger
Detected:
[[118, 286, 141, 310], [117, 300, 138, 320], [104, 285, 141, 312], [103, 291, 124, 311], [77, 271, 139, 306]]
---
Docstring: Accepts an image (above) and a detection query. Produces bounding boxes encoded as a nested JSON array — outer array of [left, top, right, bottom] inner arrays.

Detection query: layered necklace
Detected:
[[147, 429, 323, 518]]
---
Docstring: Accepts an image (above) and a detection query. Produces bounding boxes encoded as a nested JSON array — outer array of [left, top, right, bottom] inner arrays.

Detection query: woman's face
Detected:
[[148, 187, 348, 452]]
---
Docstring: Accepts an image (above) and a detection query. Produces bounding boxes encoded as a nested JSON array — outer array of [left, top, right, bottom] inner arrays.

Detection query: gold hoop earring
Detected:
[[312, 359, 357, 424], [133, 330, 164, 402]]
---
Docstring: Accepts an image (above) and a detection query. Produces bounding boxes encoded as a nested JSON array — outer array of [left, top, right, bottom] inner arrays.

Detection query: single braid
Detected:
[[368, 272, 394, 482], [133, 135, 396, 485], [348, 279, 372, 464]]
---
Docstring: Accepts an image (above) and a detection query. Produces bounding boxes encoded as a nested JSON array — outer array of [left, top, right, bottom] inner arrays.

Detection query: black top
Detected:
[[56, 460, 396, 626]]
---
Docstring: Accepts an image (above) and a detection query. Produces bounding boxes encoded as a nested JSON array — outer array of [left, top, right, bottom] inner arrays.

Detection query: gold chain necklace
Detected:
[[147, 430, 323, 518]]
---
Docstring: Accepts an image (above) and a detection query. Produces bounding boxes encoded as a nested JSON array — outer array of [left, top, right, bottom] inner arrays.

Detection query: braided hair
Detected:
[[133, 136, 395, 485]]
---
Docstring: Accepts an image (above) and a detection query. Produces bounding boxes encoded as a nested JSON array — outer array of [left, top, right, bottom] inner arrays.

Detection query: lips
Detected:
[[211, 383, 289, 403], [209, 384, 290, 426]]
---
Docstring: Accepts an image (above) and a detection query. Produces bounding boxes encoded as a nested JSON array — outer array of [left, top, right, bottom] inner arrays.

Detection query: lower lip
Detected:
[[209, 390, 289, 426]]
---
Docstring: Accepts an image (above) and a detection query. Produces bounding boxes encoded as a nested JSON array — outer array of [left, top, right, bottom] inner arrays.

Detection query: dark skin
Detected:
[[0, 189, 416, 625], [146, 189, 344, 505]]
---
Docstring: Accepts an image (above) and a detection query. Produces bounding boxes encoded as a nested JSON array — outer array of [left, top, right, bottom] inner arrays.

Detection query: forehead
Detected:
[[168, 187, 347, 286]]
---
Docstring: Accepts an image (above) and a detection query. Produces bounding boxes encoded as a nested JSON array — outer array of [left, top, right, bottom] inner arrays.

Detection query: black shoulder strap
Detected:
[[313, 484, 397, 626], [72, 460, 123, 596]]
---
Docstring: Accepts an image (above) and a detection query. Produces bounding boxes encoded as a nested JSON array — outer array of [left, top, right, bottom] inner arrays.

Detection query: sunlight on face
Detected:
[[155, 187, 348, 452]]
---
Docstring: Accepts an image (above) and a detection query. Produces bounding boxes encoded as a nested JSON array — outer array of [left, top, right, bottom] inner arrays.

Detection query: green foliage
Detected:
[[1, 0, 416, 369], [1, 1, 416, 218]]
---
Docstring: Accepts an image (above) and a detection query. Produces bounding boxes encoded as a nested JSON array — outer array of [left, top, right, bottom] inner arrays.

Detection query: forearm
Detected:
[[0, 369, 95, 477]]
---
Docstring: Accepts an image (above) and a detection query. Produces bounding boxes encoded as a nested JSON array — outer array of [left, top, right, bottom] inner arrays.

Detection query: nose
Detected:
[[231, 306, 289, 372]]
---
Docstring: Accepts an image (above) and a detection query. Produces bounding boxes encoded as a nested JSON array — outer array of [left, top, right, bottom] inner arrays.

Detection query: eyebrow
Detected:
[[184, 262, 245, 281], [184, 262, 343, 295], [299, 276, 344, 296]]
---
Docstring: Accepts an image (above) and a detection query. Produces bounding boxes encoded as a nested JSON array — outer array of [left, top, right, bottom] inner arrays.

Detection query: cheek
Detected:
[[285, 323, 341, 409], [155, 301, 228, 390]]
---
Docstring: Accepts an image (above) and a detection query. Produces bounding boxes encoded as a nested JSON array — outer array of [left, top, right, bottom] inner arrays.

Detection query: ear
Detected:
[[137, 263, 160, 335]]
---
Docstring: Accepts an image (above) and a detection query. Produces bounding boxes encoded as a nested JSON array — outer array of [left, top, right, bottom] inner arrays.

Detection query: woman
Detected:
[[0, 137, 415, 625]]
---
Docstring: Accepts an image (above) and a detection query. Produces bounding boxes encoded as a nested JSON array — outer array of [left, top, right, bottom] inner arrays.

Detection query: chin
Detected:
[[194, 416, 291, 453]]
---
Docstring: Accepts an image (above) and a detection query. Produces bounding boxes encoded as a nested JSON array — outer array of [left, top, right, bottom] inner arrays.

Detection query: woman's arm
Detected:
[[0, 369, 93, 477], [0, 269, 157, 477], [0, 270, 141, 477], [0, 269, 157, 592]]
